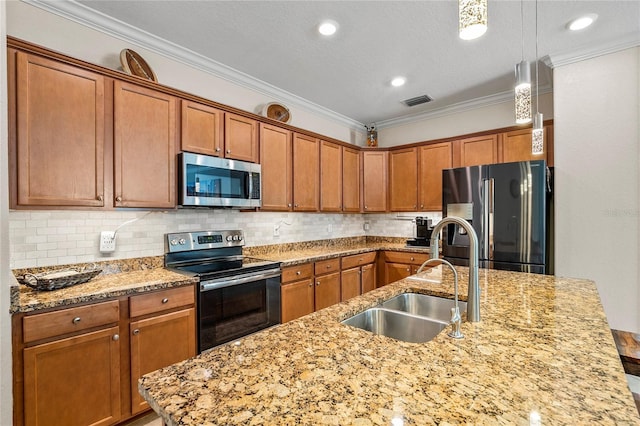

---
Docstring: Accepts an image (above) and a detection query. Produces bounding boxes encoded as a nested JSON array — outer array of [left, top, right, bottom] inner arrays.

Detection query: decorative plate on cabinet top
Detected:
[[262, 102, 292, 124], [120, 48, 157, 82]]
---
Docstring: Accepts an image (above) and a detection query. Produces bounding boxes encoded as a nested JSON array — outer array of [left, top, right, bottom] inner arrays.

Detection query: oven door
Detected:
[[179, 152, 261, 208], [198, 268, 281, 352]]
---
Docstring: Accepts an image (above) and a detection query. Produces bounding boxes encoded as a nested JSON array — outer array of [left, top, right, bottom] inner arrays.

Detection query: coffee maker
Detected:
[[406, 217, 433, 246]]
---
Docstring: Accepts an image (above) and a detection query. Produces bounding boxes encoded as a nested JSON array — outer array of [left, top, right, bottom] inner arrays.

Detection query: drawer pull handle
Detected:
[[113, 334, 119, 341], [72, 317, 81, 324], [133, 329, 140, 335], [162, 298, 169, 304]]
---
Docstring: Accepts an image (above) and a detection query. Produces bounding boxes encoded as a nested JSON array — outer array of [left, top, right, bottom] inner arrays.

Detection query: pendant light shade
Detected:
[[532, 112, 544, 155], [459, 0, 488, 40], [515, 60, 532, 124]]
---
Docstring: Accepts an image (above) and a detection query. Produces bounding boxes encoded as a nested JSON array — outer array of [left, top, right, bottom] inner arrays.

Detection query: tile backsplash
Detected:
[[9, 209, 442, 269]]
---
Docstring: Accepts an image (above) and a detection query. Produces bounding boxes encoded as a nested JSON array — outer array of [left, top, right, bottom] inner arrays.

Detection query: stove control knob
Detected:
[[238, 235, 243, 241], [170, 239, 178, 246], [232, 235, 240, 241], [226, 235, 233, 242], [179, 238, 186, 245]]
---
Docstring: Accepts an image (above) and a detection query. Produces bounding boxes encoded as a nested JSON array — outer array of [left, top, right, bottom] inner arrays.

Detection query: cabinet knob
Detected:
[[326, 265, 331, 269], [308, 282, 313, 287], [132, 329, 140, 335], [226, 149, 231, 154], [420, 204, 424, 209], [296, 271, 301, 275], [97, 195, 103, 201], [406, 268, 411, 272], [288, 203, 292, 207], [316, 281, 320, 286], [162, 298, 169, 304], [414, 205, 417, 209], [72, 317, 81, 324], [113, 334, 119, 341], [215, 147, 221, 152], [294, 204, 298, 207], [410, 257, 415, 261], [116, 196, 122, 202], [364, 206, 368, 210]]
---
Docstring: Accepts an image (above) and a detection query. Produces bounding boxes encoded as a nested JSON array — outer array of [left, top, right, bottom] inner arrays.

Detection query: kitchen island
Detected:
[[139, 266, 639, 425]]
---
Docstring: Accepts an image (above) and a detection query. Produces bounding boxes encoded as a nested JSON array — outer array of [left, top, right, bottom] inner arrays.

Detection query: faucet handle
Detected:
[[447, 306, 464, 339]]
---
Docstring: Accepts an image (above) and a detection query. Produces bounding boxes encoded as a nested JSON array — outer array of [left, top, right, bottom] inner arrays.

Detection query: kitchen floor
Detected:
[[121, 412, 162, 426]]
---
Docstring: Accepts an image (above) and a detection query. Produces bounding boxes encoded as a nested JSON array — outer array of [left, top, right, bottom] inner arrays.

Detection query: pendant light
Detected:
[[459, 0, 488, 40], [514, 0, 531, 124], [531, 0, 544, 154]]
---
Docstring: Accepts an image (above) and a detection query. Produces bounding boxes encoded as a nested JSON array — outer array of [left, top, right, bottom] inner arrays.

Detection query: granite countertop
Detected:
[[139, 267, 640, 425], [10, 264, 197, 314]]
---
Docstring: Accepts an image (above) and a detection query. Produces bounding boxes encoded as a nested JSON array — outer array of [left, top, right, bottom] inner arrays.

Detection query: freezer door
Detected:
[[488, 160, 546, 266]]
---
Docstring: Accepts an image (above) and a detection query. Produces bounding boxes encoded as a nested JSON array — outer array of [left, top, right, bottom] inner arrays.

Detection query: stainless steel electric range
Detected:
[[165, 230, 281, 353]]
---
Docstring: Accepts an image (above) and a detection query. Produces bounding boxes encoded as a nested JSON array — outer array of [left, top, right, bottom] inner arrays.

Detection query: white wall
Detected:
[[554, 47, 640, 333], [378, 92, 553, 147], [1, 0, 13, 423]]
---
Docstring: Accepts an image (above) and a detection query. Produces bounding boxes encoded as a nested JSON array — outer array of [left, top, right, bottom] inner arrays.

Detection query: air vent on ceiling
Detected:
[[402, 94, 433, 107]]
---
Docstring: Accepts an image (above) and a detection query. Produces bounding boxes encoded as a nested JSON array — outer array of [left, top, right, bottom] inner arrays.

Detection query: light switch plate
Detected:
[[100, 231, 116, 253]]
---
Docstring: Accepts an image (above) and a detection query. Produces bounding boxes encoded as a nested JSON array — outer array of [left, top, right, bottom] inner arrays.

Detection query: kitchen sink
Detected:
[[380, 293, 467, 323], [341, 307, 448, 343]]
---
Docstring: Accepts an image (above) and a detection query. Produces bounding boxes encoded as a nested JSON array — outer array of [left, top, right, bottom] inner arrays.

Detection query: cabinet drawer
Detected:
[[384, 251, 431, 266], [129, 285, 195, 318], [341, 252, 377, 270], [23, 300, 119, 343], [282, 263, 313, 283], [314, 258, 341, 276]]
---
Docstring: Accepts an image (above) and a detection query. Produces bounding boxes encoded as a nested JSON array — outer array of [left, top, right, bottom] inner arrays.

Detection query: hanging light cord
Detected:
[[535, 0, 539, 115], [520, 0, 525, 61]]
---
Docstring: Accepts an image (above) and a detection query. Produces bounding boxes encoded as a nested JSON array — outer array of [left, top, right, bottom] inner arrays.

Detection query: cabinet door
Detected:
[[23, 326, 121, 426], [292, 133, 319, 212], [341, 267, 361, 302], [389, 147, 418, 211], [114, 81, 176, 208], [259, 123, 292, 211], [181, 100, 224, 156], [315, 272, 341, 311], [130, 308, 196, 414], [342, 147, 361, 212], [384, 262, 412, 285], [224, 113, 258, 162], [281, 279, 315, 323], [14, 52, 105, 207], [320, 141, 343, 212], [501, 126, 553, 164], [458, 134, 498, 167], [361, 263, 376, 294], [419, 142, 453, 211], [362, 151, 388, 212]]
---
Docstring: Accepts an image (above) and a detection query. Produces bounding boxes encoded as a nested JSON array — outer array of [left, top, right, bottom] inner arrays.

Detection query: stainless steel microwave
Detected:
[[178, 152, 261, 208]]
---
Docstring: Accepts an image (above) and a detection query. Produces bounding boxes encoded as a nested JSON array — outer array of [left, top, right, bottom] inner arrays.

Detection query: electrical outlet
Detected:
[[100, 231, 116, 253], [327, 224, 333, 233], [363, 221, 371, 231], [273, 224, 280, 237]]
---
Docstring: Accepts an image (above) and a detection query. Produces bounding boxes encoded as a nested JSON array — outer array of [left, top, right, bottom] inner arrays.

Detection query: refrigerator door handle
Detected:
[[482, 178, 495, 260]]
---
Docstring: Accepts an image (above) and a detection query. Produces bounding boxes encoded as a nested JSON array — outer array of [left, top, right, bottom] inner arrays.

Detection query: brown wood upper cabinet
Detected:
[[292, 133, 320, 211], [501, 125, 554, 166], [224, 112, 259, 163], [458, 134, 499, 167], [389, 147, 418, 211], [320, 140, 343, 212], [114, 81, 177, 208], [342, 146, 361, 212], [362, 150, 388, 212], [260, 123, 293, 211], [419, 142, 453, 211], [180, 100, 225, 156], [12, 51, 106, 208]]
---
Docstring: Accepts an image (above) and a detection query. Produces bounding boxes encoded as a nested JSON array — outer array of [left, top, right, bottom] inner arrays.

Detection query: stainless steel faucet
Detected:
[[429, 216, 480, 322], [417, 258, 464, 339]]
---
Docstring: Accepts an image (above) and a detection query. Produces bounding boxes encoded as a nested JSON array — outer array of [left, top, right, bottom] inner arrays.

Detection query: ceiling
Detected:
[[58, 1, 640, 127]]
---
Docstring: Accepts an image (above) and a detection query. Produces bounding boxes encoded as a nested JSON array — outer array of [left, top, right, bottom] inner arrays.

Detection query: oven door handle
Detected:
[[200, 269, 281, 292]]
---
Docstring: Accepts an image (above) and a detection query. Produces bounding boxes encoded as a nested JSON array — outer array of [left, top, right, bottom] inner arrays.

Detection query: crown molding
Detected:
[[543, 33, 640, 69], [24, 0, 365, 131]]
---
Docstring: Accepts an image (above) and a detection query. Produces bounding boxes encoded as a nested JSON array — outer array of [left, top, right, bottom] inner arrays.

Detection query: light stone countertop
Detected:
[[139, 266, 640, 425]]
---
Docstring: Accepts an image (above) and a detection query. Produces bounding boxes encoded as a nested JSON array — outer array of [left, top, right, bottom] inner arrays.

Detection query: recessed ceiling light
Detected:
[[391, 77, 406, 87], [318, 20, 338, 36], [567, 14, 598, 31]]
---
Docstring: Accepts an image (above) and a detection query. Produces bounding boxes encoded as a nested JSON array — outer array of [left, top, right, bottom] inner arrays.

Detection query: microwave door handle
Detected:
[[247, 172, 253, 199]]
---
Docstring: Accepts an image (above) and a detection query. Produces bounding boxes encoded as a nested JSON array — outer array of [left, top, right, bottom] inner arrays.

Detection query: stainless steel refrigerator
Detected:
[[441, 160, 553, 274]]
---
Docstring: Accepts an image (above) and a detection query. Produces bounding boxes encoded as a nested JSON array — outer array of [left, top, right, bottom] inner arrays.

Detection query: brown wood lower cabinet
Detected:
[[314, 272, 341, 310], [340, 252, 377, 301], [13, 285, 196, 426], [382, 251, 432, 285]]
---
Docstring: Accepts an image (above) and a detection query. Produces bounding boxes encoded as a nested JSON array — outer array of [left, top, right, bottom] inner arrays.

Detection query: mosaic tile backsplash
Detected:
[[9, 210, 442, 269]]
